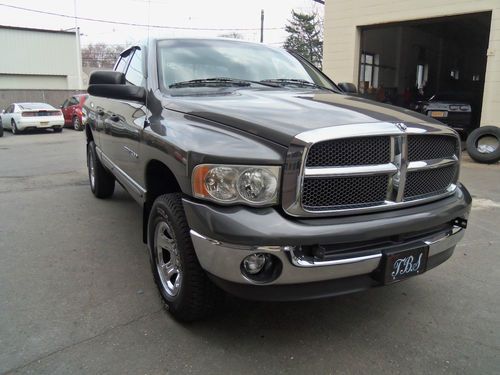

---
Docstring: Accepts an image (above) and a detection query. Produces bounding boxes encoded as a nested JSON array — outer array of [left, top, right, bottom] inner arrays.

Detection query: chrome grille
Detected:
[[408, 135, 458, 161], [306, 137, 391, 167], [404, 165, 458, 201], [303, 175, 389, 210], [282, 123, 461, 217]]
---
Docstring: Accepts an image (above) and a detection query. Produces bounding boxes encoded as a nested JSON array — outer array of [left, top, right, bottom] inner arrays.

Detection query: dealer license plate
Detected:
[[383, 246, 428, 284], [429, 111, 447, 118]]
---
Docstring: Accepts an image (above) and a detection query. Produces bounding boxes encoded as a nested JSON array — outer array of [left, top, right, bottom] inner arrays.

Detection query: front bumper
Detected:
[[183, 184, 471, 300]]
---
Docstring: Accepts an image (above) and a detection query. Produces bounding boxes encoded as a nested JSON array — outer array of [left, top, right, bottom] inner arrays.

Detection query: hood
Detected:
[[164, 88, 441, 145]]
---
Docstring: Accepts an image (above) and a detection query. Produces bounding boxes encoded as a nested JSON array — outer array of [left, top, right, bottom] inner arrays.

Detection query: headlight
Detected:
[[192, 164, 280, 206]]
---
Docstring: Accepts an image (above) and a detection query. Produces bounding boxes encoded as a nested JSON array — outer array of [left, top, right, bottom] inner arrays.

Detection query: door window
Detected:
[[62, 99, 69, 108], [125, 49, 145, 87], [69, 97, 80, 106]]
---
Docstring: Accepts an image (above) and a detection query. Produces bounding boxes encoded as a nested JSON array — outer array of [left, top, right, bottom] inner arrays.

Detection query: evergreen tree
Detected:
[[283, 10, 323, 68]]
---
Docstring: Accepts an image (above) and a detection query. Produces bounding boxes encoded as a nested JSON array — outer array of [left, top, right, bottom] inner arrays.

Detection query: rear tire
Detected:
[[148, 193, 223, 322], [53, 127, 63, 133], [466, 126, 500, 164], [87, 141, 115, 198], [0, 119, 3, 137]]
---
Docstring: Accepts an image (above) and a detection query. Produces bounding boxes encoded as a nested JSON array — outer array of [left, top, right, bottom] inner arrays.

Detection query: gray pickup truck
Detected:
[[85, 38, 471, 321]]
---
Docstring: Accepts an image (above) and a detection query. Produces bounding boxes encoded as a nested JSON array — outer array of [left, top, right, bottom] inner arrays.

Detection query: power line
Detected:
[[0, 3, 285, 31]]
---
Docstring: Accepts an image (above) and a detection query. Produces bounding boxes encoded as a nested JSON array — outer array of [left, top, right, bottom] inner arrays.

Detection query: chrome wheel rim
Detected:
[[477, 135, 499, 154], [155, 220, 182, 297], [88, 149, 96, 189], [11, 122, 16, 134], [73, 118, 80, 130]]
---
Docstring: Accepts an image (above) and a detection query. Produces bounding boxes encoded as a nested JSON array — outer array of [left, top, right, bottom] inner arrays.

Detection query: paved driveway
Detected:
[[0, 130, 499, 374]]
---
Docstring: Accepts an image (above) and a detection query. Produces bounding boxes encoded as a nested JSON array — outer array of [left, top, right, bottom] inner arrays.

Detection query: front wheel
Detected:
[[148, 193, 223, 322], [73, 116, 83, 131], [11, 120, 19, 134], [87, 141, 115, 198]]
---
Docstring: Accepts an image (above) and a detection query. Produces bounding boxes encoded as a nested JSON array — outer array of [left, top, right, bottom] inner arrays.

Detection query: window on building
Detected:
[[359, 52, 379, 92], [450, 69, 460, 80]]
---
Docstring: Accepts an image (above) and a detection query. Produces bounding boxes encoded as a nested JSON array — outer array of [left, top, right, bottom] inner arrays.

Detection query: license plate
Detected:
[[40, 121, 49, 126], [429, 111, 447, 118], [383, 246, 428, 284]]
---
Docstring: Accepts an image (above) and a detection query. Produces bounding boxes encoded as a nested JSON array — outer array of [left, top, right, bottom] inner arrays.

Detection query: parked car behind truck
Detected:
[[0, 102, 64, 134], [85, 38, 471, 322], [61, 94, 88, 131]]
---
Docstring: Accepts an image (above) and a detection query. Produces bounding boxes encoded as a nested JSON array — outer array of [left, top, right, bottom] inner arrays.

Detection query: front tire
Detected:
[[148, 193, 223, 322], [11, 120, 19, 134], [73, 116, 83, 131], [87, 141, 115, 198]]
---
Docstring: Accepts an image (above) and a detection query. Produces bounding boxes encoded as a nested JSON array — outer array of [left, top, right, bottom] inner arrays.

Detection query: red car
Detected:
[[61, 94, 88, 131]]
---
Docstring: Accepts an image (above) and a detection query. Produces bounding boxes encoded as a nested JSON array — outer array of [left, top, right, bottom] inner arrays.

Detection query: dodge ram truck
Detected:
[[85, 38, 471, 322]]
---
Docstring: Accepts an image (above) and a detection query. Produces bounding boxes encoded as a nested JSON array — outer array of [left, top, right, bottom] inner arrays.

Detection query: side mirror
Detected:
[[338, 82, 358, 94], [88, 70, 146, 103], [88, 84, 146, 103]]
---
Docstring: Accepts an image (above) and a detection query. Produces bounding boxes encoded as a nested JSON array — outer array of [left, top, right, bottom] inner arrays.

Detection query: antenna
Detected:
[[144, 0, 151, 128]]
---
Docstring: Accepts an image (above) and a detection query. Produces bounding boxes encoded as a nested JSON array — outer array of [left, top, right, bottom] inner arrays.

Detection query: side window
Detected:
[[62, 99, 69, 108], [9, 105, 15, 113], [69, 97, 80, 106], [115, 54, 131, 73], [125, 49, 145, 87]]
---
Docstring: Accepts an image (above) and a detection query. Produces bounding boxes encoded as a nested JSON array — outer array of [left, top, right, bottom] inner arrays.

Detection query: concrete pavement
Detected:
[[0, 129, 499, 374]]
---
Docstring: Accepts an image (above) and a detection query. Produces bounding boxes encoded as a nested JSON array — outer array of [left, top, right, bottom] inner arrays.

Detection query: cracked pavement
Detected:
[[0, 130, 499, 374]]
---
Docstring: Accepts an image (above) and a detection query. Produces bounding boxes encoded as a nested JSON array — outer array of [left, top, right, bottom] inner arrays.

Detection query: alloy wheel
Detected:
[[155, 220, 183, 297]]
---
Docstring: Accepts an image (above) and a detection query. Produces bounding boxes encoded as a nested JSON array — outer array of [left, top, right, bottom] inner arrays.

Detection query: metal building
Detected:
[[0, 25, 82, 90]]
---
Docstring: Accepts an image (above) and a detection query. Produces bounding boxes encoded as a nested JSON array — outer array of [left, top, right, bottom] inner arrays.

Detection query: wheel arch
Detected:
[[143, 159, 183, 243]]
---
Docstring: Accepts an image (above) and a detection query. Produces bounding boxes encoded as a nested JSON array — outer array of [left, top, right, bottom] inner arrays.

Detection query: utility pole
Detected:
[[260, 9, 264, 43], [73, 0, 83, 90]]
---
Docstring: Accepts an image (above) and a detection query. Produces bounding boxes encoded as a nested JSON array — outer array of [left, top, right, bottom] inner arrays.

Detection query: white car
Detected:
[[0, 102, 64, 134]]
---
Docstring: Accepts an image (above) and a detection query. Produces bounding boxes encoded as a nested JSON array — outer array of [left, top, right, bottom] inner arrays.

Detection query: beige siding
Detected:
[[0, 27, 81, 90], [323, 0, 500, 127]]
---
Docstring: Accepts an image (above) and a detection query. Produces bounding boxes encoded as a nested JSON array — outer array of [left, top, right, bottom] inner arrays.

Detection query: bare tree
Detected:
[[218, 32, 244, 39], [81, 43, 124, 68]]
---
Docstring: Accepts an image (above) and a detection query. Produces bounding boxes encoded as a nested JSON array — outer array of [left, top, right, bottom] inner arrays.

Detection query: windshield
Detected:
[[157, 39, 337, 91], [430, 92, 470, 102]]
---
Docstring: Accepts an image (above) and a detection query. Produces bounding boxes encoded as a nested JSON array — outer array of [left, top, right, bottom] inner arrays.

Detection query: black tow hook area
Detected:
[[453, 217, 468, 229]]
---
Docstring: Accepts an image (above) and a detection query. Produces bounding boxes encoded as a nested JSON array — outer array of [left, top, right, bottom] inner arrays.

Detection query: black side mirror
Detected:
[[88, 84, 146, 103], [338, 82, 358, 94], [88, 70, 145, 103]]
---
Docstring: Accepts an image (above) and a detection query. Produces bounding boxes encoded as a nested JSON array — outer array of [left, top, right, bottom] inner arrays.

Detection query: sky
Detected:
[[0, 0, 323, 47]]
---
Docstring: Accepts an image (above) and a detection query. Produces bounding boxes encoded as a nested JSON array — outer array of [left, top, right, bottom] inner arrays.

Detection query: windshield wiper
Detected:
[[260, 78, 335, 92], [169, 77, 280, 89]]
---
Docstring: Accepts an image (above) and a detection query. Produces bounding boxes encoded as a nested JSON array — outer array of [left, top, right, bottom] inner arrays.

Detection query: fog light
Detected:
[[242, 253, 268, 275]]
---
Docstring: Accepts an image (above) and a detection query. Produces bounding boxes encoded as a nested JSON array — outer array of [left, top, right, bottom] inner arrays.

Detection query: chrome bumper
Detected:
[[190, 226, 465, 285]]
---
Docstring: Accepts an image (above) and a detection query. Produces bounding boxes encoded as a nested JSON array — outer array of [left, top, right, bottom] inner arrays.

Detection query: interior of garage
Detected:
[[357, 12, 492, 132]]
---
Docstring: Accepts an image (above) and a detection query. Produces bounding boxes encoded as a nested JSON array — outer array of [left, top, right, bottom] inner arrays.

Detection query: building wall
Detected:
[[323, 0, 500, 127], [0, 89, 86, 111], [0, 26, 82, 90]]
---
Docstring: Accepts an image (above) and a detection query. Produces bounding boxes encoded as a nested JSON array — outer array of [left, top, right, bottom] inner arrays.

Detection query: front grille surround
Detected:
[[282, 123, 460, 217]]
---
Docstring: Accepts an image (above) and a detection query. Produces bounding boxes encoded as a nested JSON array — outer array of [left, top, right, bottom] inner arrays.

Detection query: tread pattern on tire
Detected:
[[149, 193, 223, 322], [466, 126, 500, 164], [88, 141, 115, 198]]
